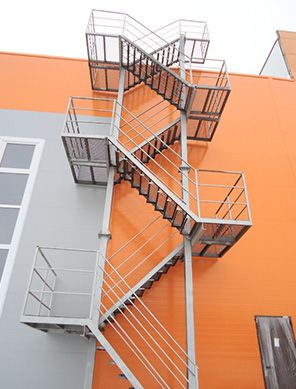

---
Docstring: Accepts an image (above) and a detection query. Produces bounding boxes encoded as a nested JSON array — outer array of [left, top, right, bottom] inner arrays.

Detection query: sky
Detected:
[[0, 0, 295, 74]]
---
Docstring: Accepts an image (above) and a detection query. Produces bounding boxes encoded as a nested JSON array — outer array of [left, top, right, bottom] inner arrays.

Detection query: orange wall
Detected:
[[2, 52, 296, 388], [0, 52, 115, 113]]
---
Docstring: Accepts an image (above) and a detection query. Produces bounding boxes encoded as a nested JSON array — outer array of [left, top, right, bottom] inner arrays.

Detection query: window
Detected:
[[0, 137, 44, 314]]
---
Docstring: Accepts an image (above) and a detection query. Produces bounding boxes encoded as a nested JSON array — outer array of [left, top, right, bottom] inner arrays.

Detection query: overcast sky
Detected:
[[0, 0, 295, 74]]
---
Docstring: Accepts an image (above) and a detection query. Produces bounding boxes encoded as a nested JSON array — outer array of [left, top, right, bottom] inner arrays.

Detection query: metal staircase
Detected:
[[86, 10, 230, 141], [96, 253, 196, 388], [21, 10, 252, 389], [110, 137, 200, 237], [61, 96, 252, 251]]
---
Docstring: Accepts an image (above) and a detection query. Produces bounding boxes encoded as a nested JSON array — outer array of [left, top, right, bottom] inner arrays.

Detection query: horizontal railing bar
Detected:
[[197, 168, 243, 175], [37, 246, 98, 253], [71, 96, 115, 102], [35, 266, 94, 274], [68, 107, 113, 113], [30, 290, 92, 296], [66, 119, 111, 125], [198, 183, 244, 189], [200, 200, 247, 205]]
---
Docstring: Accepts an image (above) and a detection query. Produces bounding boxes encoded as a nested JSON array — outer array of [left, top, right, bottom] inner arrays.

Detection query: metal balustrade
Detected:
[[21, 9, 252, 389], [85, 10, 230, 141], [101, 215, 182, 309], [86, 10, 208, 62], [150, 19, 209, 61], [62, 96, 252, 244], [98, 251, 198, 388], [21, 246, 99, 332], [21, 245, 198, 387]]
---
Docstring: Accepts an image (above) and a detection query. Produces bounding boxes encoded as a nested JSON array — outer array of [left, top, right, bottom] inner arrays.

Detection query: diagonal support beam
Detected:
[[88, 323, 143, 389]]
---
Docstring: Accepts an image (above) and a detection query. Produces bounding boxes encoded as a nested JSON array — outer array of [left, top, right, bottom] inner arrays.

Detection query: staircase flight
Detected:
[[21, 10, 252, 389]]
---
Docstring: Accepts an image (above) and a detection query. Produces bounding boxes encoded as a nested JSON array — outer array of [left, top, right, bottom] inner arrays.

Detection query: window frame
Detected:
[[0, 137, 44, 317]]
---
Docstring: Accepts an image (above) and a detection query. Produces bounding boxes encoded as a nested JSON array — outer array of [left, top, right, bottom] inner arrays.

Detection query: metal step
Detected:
[[121, 36, 195, 111]]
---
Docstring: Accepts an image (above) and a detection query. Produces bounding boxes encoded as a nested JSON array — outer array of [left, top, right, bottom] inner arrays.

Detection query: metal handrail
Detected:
[[99, 252, 198, 372], [99, 299, 169, 388], [100, 258, 191, 386], [100, 286, 188, 388], [108, 214, 162, 260], [106, 219, 170, 277], [103, 228, 179, 298], [120, 99, 178, 137], [113, 103, 198, 201]]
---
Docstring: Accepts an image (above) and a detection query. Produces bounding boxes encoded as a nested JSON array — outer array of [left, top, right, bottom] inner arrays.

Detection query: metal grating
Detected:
[[192, 223, 250, 258], [61, 97, 115, 185]]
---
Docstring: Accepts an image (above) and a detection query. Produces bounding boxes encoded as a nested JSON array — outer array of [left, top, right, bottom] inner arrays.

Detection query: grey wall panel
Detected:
[[0, 109, 106, 389]]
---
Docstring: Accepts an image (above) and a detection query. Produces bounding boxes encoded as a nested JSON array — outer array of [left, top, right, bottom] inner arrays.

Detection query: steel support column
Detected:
[[91, 69, 126, 327], [179, 35, 198, 389]]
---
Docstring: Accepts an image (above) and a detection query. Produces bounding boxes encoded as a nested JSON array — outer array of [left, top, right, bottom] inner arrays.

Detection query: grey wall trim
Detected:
[[0, 109, 106, 389]]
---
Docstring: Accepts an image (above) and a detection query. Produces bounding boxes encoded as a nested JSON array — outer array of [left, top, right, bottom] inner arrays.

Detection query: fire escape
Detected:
[[21, 10, 252, 389]]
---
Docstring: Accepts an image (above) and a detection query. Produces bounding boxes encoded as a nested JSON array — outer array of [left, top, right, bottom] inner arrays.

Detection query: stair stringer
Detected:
[[88, 322, 144, 389]]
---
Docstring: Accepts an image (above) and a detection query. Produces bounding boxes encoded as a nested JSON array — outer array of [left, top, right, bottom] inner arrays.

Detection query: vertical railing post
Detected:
[[90, 252, 106, 328], [38, 268, 49, 316], [92, 68, 126, 329], [241, 172, 252, 223], [195, 169, 201, 218], [21, 246, 40, 317], [227, 195, 232, 220]]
